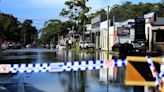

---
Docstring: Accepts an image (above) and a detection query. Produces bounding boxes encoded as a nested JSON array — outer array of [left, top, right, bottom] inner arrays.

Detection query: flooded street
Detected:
[[0, 48, 133, 92]]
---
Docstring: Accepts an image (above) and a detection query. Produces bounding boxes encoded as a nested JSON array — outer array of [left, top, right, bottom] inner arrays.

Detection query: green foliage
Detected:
[[109, 2, 164, 21], [0, 13, 21, 42], [86, 9, 107, 24], [86, 2, 164, 22], [39, 20, 74, 44], [0, 13, 38, 45], [21, 19, 37, 45], [60, 0, 91, 33]]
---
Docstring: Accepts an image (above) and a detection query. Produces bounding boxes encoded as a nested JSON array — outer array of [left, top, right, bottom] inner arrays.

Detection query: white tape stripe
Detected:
[[0, 59, 127, 73], [146, 56, 161, 90]]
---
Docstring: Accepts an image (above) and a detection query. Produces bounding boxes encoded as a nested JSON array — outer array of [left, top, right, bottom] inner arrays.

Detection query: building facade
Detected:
[[91, 14, 107, 49], [116, 19, 135, 44], [100, 20, 115, 50], [145, 17, 164, 51], [84, 24, 92, 41]]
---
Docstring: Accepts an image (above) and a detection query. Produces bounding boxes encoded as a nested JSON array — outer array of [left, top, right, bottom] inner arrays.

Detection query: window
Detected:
[[128, 22, 134, 25], [156, 31, 164, 42], [92, 21, 100, 29]]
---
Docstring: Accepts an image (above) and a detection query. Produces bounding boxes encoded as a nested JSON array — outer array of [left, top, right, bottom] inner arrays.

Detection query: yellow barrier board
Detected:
[[125, 56, 162, 86]]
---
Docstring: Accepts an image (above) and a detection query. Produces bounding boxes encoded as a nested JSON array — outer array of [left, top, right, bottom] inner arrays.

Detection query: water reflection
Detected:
[[0, 73, 45, 92], [0, 48, 133, 92], [58, 71, 87, 92]]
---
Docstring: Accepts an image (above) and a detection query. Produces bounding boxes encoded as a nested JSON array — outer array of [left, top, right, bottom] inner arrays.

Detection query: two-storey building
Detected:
[[91, 14, 107, 49]]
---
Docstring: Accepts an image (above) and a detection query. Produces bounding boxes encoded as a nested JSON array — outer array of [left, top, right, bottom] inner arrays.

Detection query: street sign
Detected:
[[125, 56, 162, 86], [144, 12, 156, 23], [117, 27, 130, 37]]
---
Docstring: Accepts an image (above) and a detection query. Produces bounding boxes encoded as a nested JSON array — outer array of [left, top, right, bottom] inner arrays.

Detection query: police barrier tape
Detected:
[[1, 57, 164, 90], [160, 56, 164, 80], [146, 56, 162, 90], [0, 59, 127, 73]]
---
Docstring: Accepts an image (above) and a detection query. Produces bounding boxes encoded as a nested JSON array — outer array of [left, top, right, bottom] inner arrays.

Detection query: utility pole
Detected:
[[107, 5, 110, 92]]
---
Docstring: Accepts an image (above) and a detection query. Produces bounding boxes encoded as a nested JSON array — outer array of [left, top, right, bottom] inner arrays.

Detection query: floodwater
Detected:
[[0, 48, 133, 92]]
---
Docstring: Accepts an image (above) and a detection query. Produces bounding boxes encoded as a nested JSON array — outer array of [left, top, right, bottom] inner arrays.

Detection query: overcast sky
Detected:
[[1, 0, 161, 29]]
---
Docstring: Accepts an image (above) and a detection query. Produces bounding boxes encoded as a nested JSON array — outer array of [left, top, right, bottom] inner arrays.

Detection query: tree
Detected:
[[0, 13, 21, 42], [62, 20, 74, 34], [40, 19, 63, 44], [86, 9, 107, 24], [21, 19, 37, 45], [154, 3, 164, 17], [109, 2, 164, 22], [60, 0, 91, 33], [39, 19, 75, 45]]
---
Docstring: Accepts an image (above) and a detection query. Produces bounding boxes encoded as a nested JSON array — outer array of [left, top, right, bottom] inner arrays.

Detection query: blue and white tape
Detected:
[[146, 56, 162, 90], [0, 59, 127, 73], [105, 59, 127, 68], [159, 56, 164, 81]]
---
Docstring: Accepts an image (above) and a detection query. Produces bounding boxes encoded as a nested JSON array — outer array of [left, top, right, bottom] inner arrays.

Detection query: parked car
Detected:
[[8, 41, 13, 49], [79, 41, 95, 49], [26, 44, 31, 48], [1, 41, 8, 50], [1, 43, 8, 50]]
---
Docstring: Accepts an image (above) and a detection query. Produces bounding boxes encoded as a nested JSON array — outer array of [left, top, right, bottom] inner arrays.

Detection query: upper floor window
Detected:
[[92, 21, 100, 29]]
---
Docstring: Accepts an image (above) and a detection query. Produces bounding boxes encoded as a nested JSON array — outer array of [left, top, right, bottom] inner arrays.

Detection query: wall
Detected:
[[145, 23, 153, 51], [100, 20, 115, 51], [85, 24, 92, 31]]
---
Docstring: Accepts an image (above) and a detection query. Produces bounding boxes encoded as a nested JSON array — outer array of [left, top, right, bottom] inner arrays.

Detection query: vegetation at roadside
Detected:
[[0, 13, 21, 42], [39, 1, 163, 45], [0, 13, 37, 45], [109, 2, 164, 22], [60, 0, 91, 33], [39, 20, 74, 45], [0, 1, 163, 46]]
